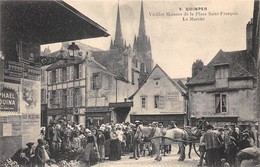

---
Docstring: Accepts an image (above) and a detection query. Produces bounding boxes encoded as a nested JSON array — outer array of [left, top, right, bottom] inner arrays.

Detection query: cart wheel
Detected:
[[193, 143, 206, 160], [193, 142, 200, 157]]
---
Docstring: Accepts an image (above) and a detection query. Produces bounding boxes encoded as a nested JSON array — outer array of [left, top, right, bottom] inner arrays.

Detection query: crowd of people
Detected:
[[198, 123, 258, 167], [9, 118, 259, 167]]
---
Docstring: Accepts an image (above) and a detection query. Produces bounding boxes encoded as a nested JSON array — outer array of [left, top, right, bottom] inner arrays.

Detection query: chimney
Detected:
[[246, 18, 253, 53], [192, 59, 204, 78]]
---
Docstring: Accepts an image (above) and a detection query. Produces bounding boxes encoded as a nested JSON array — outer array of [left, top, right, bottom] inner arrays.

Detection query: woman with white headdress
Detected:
[[83, 129, 99, 166]]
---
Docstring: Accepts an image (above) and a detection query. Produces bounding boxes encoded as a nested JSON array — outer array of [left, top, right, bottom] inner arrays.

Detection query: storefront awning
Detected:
[[109, 102, 133, 108], [1, 0, 109, 44]]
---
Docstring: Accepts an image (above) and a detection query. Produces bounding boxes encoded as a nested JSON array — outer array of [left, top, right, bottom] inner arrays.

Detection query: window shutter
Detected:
[[49, 71, 52, 84], [96, 73, 102, 89], [67, 89, 70, 107], [78, 89, 82, 106], [90, 76, 94, 90], [49, 91, 52, 106], [79, 64, 82, 79], [56, 69, 59, 83], [71, 66, 74, 80], [60, 69, 62, 82], [71, 89, 74, 107], [67, 67, 70, 81]]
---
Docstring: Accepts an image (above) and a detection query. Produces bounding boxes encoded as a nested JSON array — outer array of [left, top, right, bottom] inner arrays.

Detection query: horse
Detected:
[[134, 125, 189, 161]]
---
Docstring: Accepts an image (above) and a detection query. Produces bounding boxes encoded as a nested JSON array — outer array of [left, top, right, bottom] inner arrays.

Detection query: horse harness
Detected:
[[137, 126, 157, 140]]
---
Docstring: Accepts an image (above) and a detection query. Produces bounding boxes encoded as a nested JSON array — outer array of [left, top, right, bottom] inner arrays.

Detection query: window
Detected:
[[216, 67, 228, 79], [59, 69, 62, 82], [41, 69, 45, 83], [79, 64, 82, 79], [58, 90, 62, 107], [154, 78, 160, 86], [41, 89, 46, 103], [91, 73, 102, 89], [154, 95, 165, 109], [71, 66, 74, 80], [62, 67, 67, 82], [50, 90, 56, 107], [52, 70, 56, 83], [74, 64, 80, 79], [66, 67, 70, 81], [56, 69, 59, 83], [141, 97, 146, 108], [215, 94, 227, 113], [62, 89, 67, 108], [74, 88, 81, 107], [67, 89, 71, 107], [70, 89, 73, 107]]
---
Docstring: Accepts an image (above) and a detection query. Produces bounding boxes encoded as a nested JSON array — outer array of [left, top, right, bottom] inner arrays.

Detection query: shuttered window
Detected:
[[67, 67, 70, 81], [71, 66, 74, 80], [92, 72, 102, 89], [56, 69, 59, 83], [79, 64, 82, 79], [67, 89, 70, 107], [154, 95, 165, 109]]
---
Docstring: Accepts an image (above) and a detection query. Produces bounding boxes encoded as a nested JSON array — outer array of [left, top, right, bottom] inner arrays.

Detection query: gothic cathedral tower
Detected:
[[133, 1, 153, 86], [110, 4, 126, 50]]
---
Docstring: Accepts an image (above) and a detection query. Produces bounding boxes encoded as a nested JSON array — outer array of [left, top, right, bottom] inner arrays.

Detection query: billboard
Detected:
[[0, 82, 20, 113]]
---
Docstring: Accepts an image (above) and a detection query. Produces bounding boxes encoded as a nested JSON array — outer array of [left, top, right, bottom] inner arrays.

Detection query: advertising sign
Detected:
[[20, 79, 40, 114], [4, 61, 23, 84], [0, 82, 20, 113], [23, 64, 41, 81]]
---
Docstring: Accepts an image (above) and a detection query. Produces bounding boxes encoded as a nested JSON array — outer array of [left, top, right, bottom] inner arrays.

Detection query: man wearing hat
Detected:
[[35, 139, 49, 167], [201, 124, 221, 167], [22, 142, 35, 167]]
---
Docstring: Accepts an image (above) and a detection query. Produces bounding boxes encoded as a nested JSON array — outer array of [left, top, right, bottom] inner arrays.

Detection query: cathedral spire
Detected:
[[138, 1, 146, 38], [110, 38, 114, 50], [113, 3, 124, 49]]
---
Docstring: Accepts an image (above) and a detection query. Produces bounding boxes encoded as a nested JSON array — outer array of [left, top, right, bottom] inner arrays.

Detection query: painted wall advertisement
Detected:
[[4, 61, 23, 84], [0, 82, 20, 113], [20, 79, 40, 114]]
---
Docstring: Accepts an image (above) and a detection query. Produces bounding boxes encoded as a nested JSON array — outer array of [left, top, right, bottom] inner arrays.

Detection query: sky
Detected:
[[41, 0, 255, 78]]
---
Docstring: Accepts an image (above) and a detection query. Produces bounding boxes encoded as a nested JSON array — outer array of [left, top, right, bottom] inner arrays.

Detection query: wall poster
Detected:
[[20, 79, 40, 114], [0, 81, 20, 114]]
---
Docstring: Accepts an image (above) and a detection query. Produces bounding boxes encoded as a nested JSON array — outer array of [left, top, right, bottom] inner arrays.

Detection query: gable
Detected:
[[129, 64, 187, 99], [187, 50, 256, 86]]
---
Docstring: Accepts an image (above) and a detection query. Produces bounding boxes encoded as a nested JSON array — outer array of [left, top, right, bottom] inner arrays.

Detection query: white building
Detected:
[[128, 64, 188, 127]]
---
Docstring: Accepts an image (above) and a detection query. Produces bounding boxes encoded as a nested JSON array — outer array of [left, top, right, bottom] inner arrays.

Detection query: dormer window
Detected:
[[214, 63, 229, 88]]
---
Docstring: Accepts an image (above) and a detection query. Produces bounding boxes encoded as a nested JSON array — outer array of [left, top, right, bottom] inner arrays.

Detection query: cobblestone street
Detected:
[[94, 145, 200, 167]]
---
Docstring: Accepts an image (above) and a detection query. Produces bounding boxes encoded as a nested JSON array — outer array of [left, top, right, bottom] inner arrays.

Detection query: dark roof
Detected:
[[187, 49, 256, 86], [92, 48, 129, 82], [46, 58, 84, 71], [2, 1, 109, 45], [40, 51, 61, 66], [41, 42, 102, 66]]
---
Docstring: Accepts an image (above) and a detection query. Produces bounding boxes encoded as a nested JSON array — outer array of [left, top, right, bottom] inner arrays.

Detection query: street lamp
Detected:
[[68, 42, 80, 58], [67, 42, 80, 123]]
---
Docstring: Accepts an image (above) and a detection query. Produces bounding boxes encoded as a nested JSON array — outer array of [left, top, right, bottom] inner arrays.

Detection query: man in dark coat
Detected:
[[22, 142, 35, 167], [35, 139, 48, 167], [201, 125, 221, 167]]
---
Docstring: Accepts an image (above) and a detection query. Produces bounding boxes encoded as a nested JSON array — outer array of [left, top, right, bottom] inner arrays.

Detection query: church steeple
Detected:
[[138, 1, 146, 38], [113, 3, 124, 49], [134, 0, 153, 75], [110, 38, 114, 49]]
